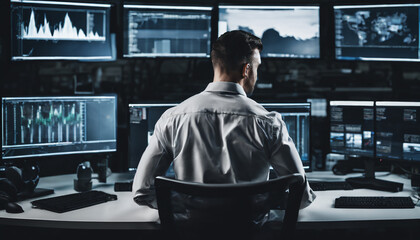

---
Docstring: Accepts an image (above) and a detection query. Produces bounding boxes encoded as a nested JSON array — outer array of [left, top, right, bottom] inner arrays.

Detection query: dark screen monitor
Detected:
[[10, 0, 114, 61], [128, 102, 311, 171], [334, 4, 420, 61], [218, 5, 320, 58], [329, 101, 375, 157], [2, 96, 117, 159], [128, 103, 177, 170], [123, 5, 212, 58], [376, 101, 420, 163]]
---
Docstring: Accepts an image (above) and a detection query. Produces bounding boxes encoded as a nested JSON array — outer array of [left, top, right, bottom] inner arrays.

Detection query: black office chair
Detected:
[[155, 173, 306, 240]]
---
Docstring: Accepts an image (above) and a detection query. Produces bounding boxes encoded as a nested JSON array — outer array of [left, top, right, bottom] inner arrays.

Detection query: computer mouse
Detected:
[[5, 202, 24, 213]]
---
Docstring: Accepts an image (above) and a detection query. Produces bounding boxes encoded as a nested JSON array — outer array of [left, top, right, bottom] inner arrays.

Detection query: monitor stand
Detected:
[[345, 157, 404, 192]]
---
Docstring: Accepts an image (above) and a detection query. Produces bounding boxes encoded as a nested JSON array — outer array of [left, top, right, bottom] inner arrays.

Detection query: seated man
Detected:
[[132, 30, 315, 209]]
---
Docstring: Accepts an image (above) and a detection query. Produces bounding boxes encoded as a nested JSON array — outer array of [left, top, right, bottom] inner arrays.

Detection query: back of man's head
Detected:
[[211, 30, 263, 76]]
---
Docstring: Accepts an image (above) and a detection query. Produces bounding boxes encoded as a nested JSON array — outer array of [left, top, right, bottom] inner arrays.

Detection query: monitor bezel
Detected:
[[1, 95, 118, 160]]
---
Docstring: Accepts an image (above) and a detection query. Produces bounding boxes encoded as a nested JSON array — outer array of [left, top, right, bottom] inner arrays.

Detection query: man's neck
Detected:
[[212, 71, 241, 84]]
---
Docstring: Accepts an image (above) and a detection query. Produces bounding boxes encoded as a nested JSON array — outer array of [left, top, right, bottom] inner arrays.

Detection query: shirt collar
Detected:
[[204, 82, 247, 96]]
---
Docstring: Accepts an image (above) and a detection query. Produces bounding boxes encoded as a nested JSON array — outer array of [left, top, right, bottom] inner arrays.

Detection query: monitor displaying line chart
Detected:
[[10, 0, 113, 60]]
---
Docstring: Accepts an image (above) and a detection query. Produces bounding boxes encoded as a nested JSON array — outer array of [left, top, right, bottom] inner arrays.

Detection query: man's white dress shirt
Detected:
[[132, 82, 315, 208]]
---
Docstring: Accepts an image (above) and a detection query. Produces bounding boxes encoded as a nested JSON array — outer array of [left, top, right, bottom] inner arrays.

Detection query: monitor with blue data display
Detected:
[[376, 101, 420, 163], [123, 5, 212, 58], [2, 96, 117, 159], [334, 4, 420, 61], [329, 101, 375, 157], [218, 5, 320, 58], [128, 102, 311, 171], [261, 103, 311, 169], [10, 0, 113, 61]]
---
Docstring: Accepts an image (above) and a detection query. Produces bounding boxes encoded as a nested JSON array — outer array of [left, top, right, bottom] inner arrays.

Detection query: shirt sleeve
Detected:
[[267, 113, 316, 209], [132, 119, 173, 209]]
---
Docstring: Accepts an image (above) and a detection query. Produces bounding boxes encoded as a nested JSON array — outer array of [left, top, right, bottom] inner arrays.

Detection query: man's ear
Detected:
[[242, 63, 250, 78]]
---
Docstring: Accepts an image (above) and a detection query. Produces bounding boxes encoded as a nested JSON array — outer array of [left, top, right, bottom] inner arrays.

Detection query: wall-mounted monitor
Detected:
[[10, 0, 114, 61], [218, 5, 320, 58], [123, 5, 212, 58], [2, 96, 117, 159], [334, 4, 420, 61]]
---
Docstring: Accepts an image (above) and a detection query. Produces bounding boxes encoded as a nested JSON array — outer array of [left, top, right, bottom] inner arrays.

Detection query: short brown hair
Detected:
[[211, 30, 263, 74]]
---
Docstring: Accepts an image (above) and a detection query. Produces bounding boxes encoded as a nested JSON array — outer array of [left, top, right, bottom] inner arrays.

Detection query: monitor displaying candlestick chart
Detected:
[[2, 96, 117, 159], [10, 0, 113, 60]]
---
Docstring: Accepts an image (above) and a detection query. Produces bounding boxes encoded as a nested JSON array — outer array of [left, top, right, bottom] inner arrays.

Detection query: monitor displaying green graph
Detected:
[[2, 96, 117, 159]]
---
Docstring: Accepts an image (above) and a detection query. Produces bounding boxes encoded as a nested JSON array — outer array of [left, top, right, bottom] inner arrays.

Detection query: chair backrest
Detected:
[[155, 173, 306, 240]]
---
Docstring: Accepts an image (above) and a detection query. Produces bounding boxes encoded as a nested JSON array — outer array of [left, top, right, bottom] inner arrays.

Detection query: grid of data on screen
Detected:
[[124, 5, 212, 57], [329, 101, 375, 157], [2, 96, 117, 159], [376, 102, 420, 162], [10, 0, 112, 60], [334, 4, 420, 61], [218, 6, 320, 58], [262, 103, 311, 168]]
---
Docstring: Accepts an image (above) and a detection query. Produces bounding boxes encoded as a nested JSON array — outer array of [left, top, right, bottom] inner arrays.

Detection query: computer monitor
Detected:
[[334, 4, 420, 61], [218, 5, 320, 58], [329, 101, 375, 157], [2, 96, 117, 159], [123, 5, 212, 58], [376, 101, 420, 163], [128, 103, 177, 170], [10, 0, 113, 61], [128, 102, 311, 171], [261, 103, 311, 170]]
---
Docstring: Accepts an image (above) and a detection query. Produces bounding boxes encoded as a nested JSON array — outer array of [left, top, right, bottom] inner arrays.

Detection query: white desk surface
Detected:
[[0, 173, 159, 229], [300, 171, 420, 229], [0, 171, 419, 230]]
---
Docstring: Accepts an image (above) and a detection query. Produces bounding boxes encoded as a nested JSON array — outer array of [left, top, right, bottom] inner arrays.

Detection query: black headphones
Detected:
[[0, 164, 40, 197]]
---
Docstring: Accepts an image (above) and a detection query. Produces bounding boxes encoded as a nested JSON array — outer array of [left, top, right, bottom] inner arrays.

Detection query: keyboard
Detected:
[[31, 190, 118, 213], [335, 196, 415, 208], [309, 181, 353, 191]]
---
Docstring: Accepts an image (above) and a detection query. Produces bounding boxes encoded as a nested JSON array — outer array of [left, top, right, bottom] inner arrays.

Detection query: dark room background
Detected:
[[1, 0, 420, 176]]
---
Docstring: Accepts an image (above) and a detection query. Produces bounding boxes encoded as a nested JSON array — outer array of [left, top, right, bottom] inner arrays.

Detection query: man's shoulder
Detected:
[[161, 92, 207, 117], [161, 90, 281, 121]]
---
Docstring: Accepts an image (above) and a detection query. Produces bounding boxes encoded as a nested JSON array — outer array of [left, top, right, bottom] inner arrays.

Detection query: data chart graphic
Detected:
[[2, 96, 117, 159], [11, 1, 113, 60], [22, 9, 105, 41], [123, 5, 212, 57]]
